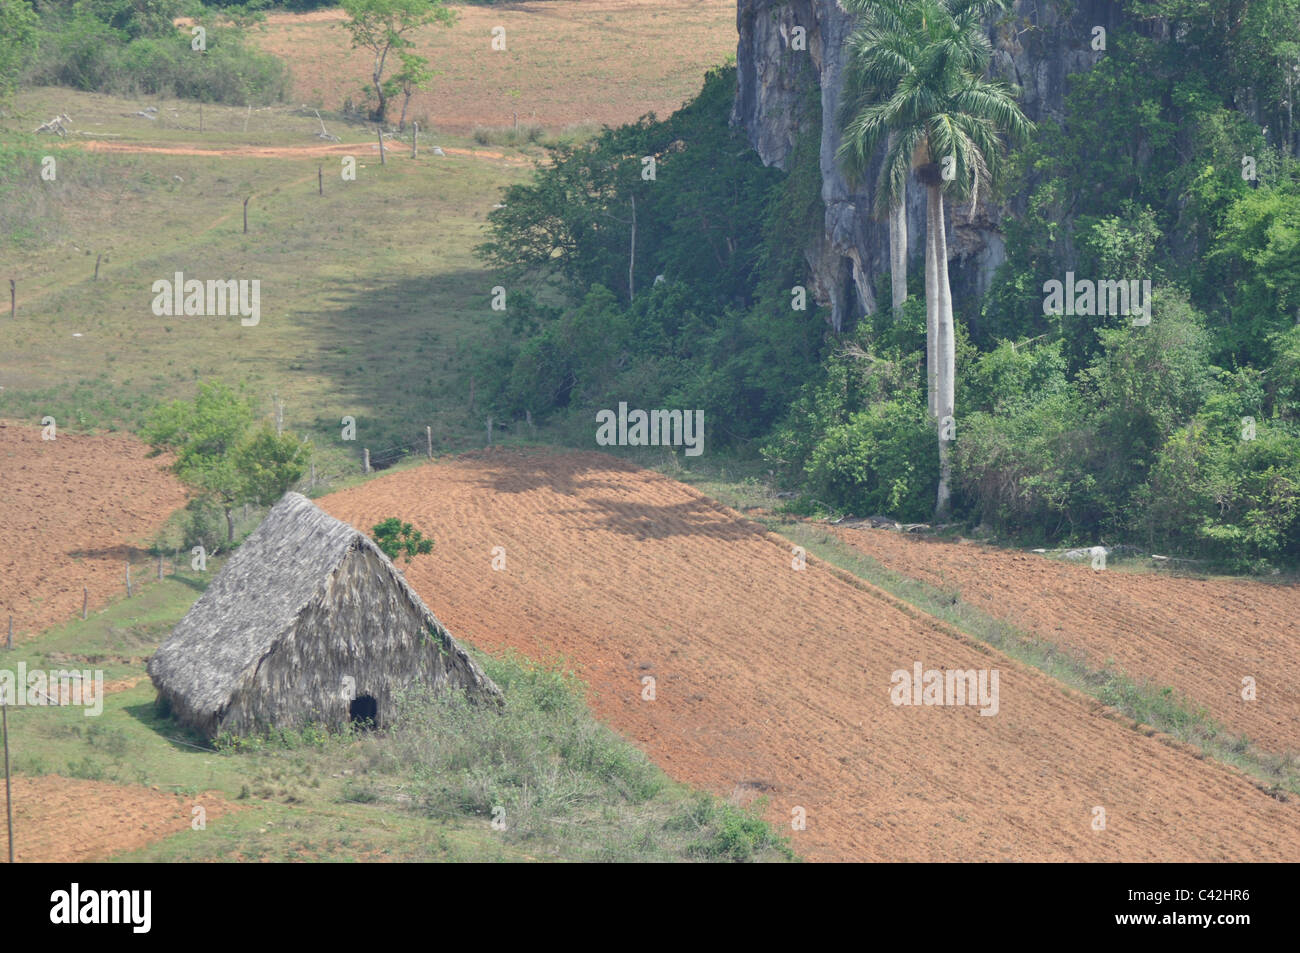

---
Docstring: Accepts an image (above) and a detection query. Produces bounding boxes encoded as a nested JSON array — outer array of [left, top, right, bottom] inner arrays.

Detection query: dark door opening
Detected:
[[349, 694, 378, 728]]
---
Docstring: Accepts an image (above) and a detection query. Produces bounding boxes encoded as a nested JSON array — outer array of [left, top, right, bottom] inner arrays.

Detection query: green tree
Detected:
[[141, 382, 307, 542], [0, 0, 38, 100], [390, 49, 434, 132], [371, 518, 433, 564], [836, 0, 1033, 519], [339, 0, 455, 123], [1205, 185, 1300, 363]]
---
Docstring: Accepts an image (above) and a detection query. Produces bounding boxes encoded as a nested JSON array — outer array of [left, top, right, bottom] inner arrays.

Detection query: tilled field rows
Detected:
[[831, 528, 1300, 756], [0, 423, 188, 640], [321, 450, 1300, 862]]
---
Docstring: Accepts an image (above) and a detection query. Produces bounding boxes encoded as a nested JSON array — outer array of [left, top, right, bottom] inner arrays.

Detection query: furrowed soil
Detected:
[[0, 423, 188, 641], [0, 775, 231, 862], [319, 449, 1300, 862], [831, 527, 1300, 757]]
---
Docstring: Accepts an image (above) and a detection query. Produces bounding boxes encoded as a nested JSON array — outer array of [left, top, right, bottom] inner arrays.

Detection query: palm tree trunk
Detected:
[[929, 182, 955, 521], [924, 189, 939, 419], [888, 133, 908, 312], [890, 202, 908, 311]]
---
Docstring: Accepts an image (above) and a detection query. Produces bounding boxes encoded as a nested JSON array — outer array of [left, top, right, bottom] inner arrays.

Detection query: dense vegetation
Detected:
[[7, 0, 288, 104], [478, 2, 1300, 570], [476, 65, 828, 446]]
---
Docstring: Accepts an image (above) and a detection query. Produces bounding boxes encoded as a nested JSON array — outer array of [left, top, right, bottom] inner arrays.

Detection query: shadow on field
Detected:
[[287, 267, 495, 447], [457, 449, 768, 542]]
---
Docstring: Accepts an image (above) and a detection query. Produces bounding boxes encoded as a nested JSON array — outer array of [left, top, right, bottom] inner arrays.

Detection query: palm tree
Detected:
[[836, 0, 1032, 519]]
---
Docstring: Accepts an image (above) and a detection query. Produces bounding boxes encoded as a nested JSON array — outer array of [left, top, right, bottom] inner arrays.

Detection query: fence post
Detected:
[[157, 554, 164, 581], [3, 701, 13, 863], [125, 563, 133, 598], [243, 196, 250, 234], [8, 279, 13, 319], [318, 165, 323, 196], [486, 417, 493, 446], [412, 121, 418, 158], [363, 448, 371, 474], [378, 129, 386, 165], [426, 426, 433, 459], [82, 587, 88, 621], [5, 616, 10, 649], [94, 253, 101, 281]]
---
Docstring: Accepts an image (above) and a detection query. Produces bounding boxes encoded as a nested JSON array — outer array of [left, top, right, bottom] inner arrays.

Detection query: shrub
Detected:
[[25, 12, 289, 105], [954, 390, 1097, 540], [801, 398, 937, 520]]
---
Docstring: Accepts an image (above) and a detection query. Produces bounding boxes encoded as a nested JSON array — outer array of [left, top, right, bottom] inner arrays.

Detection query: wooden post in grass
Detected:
[[363, 448, 371, 474], [412, 121, 419, 158], [243, 197, 250, 234], [8, 280, 13, 319], [157, 554, 164, 581], [82, 587, 88, 621], [318, 165, 323, 196], [309, 459, 316, 491], [125, 562, 133, 598], [486, 417, 493, 447], [93, 253, 101, 281], [5, 616, 10, 649], [3, 700, 13, 864], [426, 426, 432, 459], [378, 129, 386, 165]]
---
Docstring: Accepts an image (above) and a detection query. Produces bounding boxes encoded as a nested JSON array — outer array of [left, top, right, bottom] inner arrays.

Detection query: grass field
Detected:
[[0, 86, 547, 480]]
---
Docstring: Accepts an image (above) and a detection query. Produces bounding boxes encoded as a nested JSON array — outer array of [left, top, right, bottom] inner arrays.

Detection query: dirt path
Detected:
[[831, 527, 1300, 757], [75, 140, 527, 164], [0, 775, 231, 862], [318, 450, 1300, 862], [0, 423, 188, 640]]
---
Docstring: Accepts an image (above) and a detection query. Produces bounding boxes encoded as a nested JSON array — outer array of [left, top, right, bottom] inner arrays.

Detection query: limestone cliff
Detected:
[[733, 0, 1122, 331]]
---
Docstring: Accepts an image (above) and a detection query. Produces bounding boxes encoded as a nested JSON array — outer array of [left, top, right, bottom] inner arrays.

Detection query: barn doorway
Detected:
[[349, 694, 378, 728]]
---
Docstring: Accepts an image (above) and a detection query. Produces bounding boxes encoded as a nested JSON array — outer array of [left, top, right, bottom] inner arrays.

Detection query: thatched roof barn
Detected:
[[148, 492, 500, 738]]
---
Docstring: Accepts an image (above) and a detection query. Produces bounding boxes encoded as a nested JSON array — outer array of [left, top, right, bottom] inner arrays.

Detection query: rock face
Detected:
[[733, 0, 1122, 331]]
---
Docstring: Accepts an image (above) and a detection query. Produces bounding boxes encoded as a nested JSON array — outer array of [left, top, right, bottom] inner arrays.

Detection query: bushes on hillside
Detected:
[[23, 5, 289, 104]]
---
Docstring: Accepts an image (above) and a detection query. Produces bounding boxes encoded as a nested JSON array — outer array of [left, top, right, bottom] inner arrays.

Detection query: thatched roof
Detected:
[[148, 492, 499, 736]]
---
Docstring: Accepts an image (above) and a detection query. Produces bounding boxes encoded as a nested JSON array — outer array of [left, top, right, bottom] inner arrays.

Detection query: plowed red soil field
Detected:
[[0, 422, 188, 641], [320, 450, 1300, 861], [0, 775, 231, 862], [831, 527, 1300, 757]]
